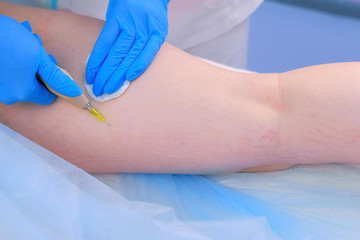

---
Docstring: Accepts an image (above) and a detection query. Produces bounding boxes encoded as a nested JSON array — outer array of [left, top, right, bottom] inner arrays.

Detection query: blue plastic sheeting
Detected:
[[1, 123, 360, 239]]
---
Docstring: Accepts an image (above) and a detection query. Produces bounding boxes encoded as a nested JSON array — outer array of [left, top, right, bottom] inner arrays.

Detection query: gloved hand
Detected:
[[0, 15, 82, 105], [86, 0, 170, 96]]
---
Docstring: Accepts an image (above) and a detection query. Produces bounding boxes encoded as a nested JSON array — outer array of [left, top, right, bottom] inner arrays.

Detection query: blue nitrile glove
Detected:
[[86, 0, 170, 97], [0, 15, 82, 105]]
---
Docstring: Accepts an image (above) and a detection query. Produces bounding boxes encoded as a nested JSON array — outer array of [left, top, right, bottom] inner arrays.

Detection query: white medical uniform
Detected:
[[6, 0, 263, 68]]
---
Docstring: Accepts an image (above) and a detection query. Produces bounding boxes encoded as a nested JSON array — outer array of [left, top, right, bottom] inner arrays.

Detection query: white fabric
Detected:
[[166, 0, 263, 50]]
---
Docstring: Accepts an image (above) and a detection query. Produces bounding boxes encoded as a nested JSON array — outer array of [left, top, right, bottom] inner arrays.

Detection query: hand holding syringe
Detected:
[[36, 68, 110, 126], [0, 15, 109, 125]]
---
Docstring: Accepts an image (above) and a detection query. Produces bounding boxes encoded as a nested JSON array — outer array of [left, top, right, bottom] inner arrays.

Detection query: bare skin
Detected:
[[0, 2, 359, 174]]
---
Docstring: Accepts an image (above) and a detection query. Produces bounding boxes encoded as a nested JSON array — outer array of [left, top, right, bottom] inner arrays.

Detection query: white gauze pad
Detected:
[[84, 56, 130, 102]]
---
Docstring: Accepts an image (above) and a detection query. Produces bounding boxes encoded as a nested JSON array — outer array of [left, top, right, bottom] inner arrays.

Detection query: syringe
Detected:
[[36, 67, 110, 126]]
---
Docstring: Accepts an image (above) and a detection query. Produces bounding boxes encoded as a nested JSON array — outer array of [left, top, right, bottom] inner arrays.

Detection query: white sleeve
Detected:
[[167, 0, 264, 49]]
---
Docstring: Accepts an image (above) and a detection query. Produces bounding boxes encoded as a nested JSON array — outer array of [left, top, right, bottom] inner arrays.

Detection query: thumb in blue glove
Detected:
[[86, 0, 170, 97], [0, 15, 82, 105]]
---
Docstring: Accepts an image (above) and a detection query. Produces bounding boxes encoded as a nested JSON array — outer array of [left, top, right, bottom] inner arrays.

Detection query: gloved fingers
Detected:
[[92, 28, 136, 96], [86, 20, 121, 85], [103, 36, 147, 94], [126, 34, 164, 81], [27, 78, 56, 105], [21, 21, 32, 32], [37, 48, 83, 97], [48, 54, 57, 65], [33, 33, 43, 46], [21, 22, 46, 49], [33, 34, 60, 70], [102, 67, 127, 95]]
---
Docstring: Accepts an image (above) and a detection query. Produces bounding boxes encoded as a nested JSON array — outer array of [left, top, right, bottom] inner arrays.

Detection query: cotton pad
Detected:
[[84, 55, 131, 102], [85, 80, 130, 102]]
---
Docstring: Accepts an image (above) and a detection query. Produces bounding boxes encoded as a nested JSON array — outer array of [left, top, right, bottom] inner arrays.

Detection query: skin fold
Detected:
[[0, 2, 359, 174]]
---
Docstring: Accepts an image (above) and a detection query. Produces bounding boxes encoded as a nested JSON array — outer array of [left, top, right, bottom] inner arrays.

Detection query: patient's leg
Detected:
[[0, 2, 282, 173]]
